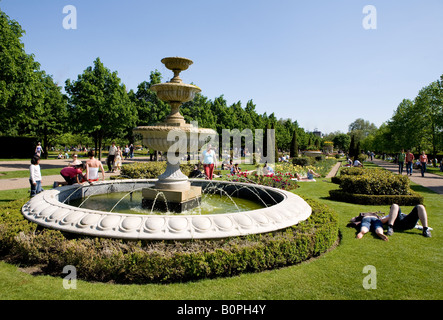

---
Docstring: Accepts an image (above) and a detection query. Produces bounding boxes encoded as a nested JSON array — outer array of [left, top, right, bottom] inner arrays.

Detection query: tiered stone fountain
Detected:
[[133, 57, 216, 212], [21, 57, 313, 240]]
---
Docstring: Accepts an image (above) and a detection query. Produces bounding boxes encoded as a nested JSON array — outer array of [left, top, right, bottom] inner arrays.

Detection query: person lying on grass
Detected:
[[356, 215, 388, 241], [295, 169, 320, 181], [348, 204, 432, 239]]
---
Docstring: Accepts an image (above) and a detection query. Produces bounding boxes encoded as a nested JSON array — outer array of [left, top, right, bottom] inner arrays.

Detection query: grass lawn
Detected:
[[0, 166, 442, 300], [0, 168, 62, 180]]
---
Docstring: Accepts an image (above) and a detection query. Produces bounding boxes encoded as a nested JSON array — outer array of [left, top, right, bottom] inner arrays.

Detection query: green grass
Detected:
[[0, 168, 62, 180], [0, 170, 442, 300]]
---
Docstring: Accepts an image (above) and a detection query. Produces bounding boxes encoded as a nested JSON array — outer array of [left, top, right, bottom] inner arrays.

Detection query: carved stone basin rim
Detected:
[[21, 179, 312, 240]]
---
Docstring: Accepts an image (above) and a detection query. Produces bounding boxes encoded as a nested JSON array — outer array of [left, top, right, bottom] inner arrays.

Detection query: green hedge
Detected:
[[329, 167, 423, 205], [0, 198, 338, 284], [120, 162, 194, 179], [329, 189, 423, 206]]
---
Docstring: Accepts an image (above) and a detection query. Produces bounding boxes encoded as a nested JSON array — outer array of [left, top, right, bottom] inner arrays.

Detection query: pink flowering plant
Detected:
[[224, 169, 299, 191]]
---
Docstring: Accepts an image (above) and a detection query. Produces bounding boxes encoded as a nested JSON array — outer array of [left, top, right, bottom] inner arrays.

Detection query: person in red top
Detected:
[[60, 164, 85, 185], [405, 150, 414, 176], [419, 151, 428, 177]]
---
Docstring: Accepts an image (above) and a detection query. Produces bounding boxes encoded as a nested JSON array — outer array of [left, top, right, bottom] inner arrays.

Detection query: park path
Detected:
[[371, 158, 443, 195], [0, 157, 150, 191]]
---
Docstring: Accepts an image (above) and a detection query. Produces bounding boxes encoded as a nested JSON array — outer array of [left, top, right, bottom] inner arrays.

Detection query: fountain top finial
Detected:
[[161, 57, 193, 72]]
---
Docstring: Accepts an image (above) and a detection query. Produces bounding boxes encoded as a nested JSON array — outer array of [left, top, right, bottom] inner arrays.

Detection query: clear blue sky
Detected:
[[2, 0, 443, 134]]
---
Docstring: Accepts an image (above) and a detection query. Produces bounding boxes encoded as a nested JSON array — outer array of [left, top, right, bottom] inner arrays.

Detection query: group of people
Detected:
[[350, 203, 432, 240], [345, 158, 364, 167], [396, 149, 433, 177], [53, 151, 105, 188], [29, 150, 106, 197]]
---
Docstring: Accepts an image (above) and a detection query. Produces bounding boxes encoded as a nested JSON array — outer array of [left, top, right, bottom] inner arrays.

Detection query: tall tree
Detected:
[[132, 70, 169, 126], [348, 118, 378, 143], [414, 81, 443, 157], [0, 9, 43, 135], [290, 129, 298, 158], [30, 73, 68, 157], [65, 58, 137, 159]]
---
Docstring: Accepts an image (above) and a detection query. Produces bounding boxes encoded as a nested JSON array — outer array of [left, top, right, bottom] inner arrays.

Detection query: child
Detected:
[[29, 156, 43, 197]]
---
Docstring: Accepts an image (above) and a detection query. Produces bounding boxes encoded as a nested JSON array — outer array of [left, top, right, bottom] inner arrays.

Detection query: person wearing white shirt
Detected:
[[107, 142, 118, 172], [29, 156, 43, 197], [353, 159, 363, 167], [201, 144, 217, 180]]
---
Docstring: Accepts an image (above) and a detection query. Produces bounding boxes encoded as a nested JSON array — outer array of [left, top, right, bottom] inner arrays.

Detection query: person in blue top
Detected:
[[35, 142, 44, 157], [201, 144, 217, 180], [263, 162, 274, 175]]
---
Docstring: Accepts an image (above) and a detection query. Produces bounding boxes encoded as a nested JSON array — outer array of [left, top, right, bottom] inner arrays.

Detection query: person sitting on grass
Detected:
[[263, 162, 274, 176], [230, 163, 241, 175], [189, 164, 204, 178]]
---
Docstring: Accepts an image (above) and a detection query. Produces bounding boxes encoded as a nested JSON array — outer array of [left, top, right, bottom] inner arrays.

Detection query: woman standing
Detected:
[[201, 144, 217, 180], [35, 142, 44, 157], [114, 146, 123, 172], [419, 151, 428, 177]]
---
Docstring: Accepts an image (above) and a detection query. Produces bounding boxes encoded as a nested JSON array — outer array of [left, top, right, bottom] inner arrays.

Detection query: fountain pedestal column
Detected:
[[142, 158, 202, 213]]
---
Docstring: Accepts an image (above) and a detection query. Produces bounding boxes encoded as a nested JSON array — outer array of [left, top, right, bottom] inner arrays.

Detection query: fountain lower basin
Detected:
[[21, 179, 312, 240]]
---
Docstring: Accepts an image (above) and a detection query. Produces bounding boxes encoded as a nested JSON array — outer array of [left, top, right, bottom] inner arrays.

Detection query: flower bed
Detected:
[[225, 170, 299, 191]]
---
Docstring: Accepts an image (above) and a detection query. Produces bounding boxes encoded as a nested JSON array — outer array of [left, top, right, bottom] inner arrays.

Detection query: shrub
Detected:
[[292, 157, 312, 167], [225, 171, 299, 191], [120, 162, 193, 179], [0, 197, 338, 284], [339, 170, 410, 196], [329, 167, 423, 205], [329, 190, 423, 206]]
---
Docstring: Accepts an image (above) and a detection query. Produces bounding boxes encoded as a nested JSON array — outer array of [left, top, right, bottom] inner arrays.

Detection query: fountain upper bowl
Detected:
[[161, 57, 194, 71], [151, 82, 201, 103]]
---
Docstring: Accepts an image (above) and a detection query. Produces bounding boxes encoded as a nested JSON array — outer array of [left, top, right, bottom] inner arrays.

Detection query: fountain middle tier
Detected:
[[133, 124, 217, 212], [133, 124, 216, 153]]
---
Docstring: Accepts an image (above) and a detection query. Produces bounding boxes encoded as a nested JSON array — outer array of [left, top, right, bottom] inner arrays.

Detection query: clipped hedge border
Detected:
[[329, 189, 423, 206], [0, 197, 338, 284]]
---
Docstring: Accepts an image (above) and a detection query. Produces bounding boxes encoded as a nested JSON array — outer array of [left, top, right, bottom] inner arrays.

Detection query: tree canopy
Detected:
[[65, 58, 137, 159]]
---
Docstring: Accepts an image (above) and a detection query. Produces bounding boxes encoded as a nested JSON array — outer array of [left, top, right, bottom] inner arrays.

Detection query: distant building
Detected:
[[313, 130, 322, 137]]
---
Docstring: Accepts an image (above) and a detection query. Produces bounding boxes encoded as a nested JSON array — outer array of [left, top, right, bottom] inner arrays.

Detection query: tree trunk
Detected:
[[94, 131, 98, 159], [98, 132, 103, 160]]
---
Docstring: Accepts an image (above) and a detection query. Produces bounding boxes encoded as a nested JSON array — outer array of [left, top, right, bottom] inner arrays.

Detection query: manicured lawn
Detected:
[[0, 168, 62, 180], [0, 168, 441, 300]]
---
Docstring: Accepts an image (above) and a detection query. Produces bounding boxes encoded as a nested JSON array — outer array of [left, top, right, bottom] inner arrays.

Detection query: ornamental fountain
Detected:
[[21, 57, 313, 240], [133, 57, 215, 213]]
